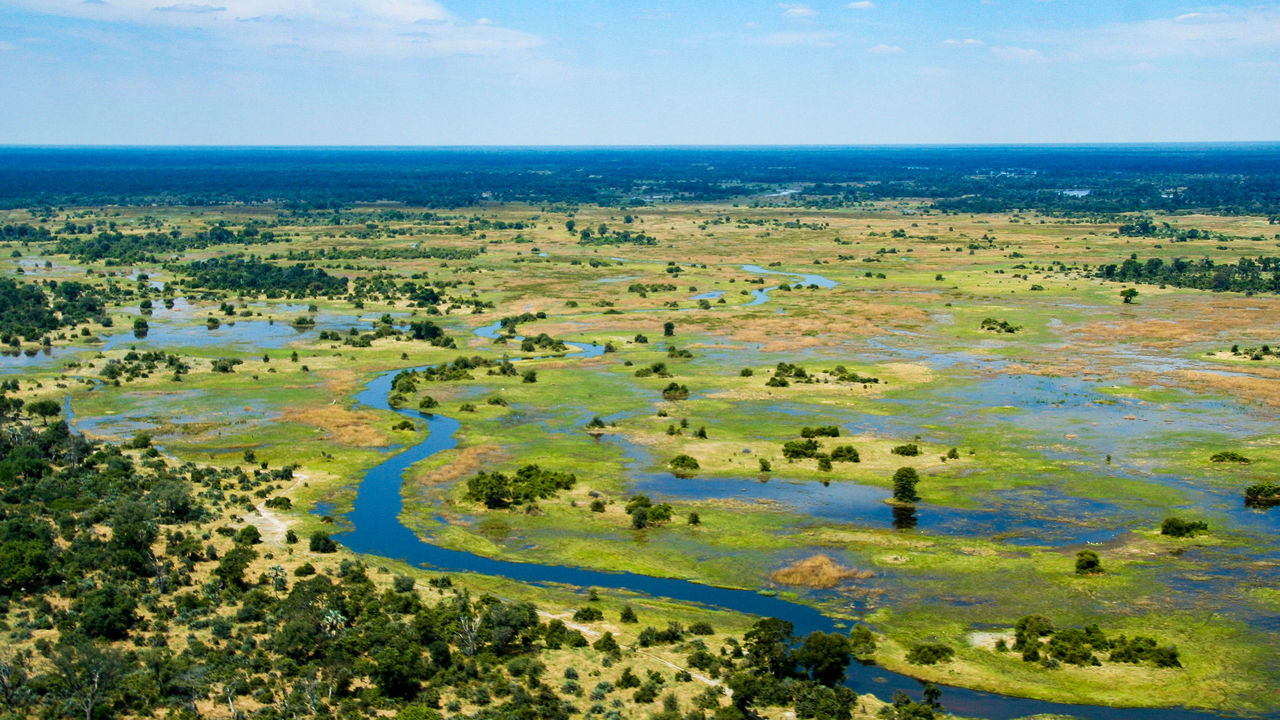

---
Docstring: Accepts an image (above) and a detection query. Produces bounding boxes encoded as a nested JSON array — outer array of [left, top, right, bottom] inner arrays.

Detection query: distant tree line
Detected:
[[1094, 255, 1280, 294]]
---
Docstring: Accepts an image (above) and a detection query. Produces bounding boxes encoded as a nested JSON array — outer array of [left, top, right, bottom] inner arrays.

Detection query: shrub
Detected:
[[661, 382, 690, 400], [309, 531, 338, 553], [233, 525, 261, 546], [669, 454, 700, 471], [573, 607, 604, 622], [800, 425, 839, 438], [782, 438, 820, 459], [1209, 451, 1250, 463], [1160, 517, 1209, 538], [891, 443, 920, 457], [1075, 550, 1103, 575], [905, 643, 954, 665], [593, 632, 620, 655], [830, 445, 859, 462]]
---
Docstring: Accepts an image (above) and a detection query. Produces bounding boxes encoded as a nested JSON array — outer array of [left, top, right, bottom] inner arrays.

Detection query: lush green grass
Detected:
[[14, 201, 1280, 716]]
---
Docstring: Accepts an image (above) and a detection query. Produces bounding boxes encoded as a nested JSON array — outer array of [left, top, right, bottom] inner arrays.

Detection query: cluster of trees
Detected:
[[1, 222, 54, 242], [694, 618, 921, 720], [827, 366, 880, 385], [0, 278, 108, 343], [180, 258, 348, 298], [408, 321, 455, 348], [1244, 482, 1280, 508], [626, 283, 678, 295], [463, 465, 577, 509], [781, 433, 860, 471], [519, 334, 568, 354], [1095, 255, 1280, 294], [765, 362, 813, 388], [56, 225, 279, 264], [1225, 343, 1279, 361], [99, 350, 190, 384], [1160, 517, 1209, 537], [391, 355, 519, 393], [979, 318, 1021, 334], [575, 227, 657, 246], [1005, 615, 1181, 669], [624, 495, 677, 530], [1117, 218, 1224, 242]]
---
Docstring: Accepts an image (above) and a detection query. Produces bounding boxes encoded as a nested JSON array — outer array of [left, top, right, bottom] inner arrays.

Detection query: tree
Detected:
[[663, 321, 675, 337], [1075, 550, 1103, 575], [76, 585, 139, 640], [483, 601, 540, 654], [309, 531, 338, 553], [0, 651, 31, 710], [794, 631, 853, 685], [848, 625, 877, 657], [593, 632, 621, 656], [25, 398, 60, 425], [213, 545, 258, 590], [50, 641, 128, 720], [371, 632, 427, 698], [743, 617, 794, 678], [1120, 288, 1139, 304], [892, 467, 920, 503]]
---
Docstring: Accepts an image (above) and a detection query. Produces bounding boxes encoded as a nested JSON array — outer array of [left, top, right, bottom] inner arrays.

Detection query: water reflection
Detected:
[[891, 505, 918, 530]]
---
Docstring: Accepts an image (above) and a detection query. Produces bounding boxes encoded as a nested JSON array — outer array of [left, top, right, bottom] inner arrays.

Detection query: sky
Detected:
[[0, 1, 1278, 145]]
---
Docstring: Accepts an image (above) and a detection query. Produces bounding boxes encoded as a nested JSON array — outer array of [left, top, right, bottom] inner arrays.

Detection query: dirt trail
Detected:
[[249, 471, 310, 545]]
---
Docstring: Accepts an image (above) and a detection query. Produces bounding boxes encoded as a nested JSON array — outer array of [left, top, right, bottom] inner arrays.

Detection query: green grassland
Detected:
[[6, 201, 1280, 715]]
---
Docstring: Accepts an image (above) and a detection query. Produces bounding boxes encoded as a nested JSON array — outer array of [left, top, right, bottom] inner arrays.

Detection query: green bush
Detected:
[[905, 643, 954, 665]]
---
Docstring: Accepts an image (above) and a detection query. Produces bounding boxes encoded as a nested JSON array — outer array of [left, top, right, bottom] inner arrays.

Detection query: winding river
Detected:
[[335, 265, 1243, 720]]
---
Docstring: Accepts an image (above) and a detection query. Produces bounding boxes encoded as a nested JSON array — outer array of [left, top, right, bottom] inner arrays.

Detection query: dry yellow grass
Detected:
[[770, 554, 874, 589]]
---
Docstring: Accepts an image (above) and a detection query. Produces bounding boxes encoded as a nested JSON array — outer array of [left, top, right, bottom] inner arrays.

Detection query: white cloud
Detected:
[[846, 1, 875, 9], [0, 40, 15, 51], [942, 38, 984, 47], [1053, 7, 1280, 59], [868, 43, 903, 54], [4, 0, 543, 58], [779, 4, 818, 19]]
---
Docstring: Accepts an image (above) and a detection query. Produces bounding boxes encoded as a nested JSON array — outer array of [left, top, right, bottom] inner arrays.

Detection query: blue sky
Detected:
[[1, 1, 1278, 144]]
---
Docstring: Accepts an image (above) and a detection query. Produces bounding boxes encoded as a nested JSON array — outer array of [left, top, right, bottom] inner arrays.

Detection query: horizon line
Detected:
[[2, 141, 1280, 151]]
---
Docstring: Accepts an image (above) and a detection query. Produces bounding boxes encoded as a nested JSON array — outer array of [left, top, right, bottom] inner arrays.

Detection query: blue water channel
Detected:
[[332, 287, 1248, 720]]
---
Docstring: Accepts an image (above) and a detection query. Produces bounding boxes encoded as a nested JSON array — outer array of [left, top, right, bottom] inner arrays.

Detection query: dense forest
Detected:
[[2, 146, 1280, 215]]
